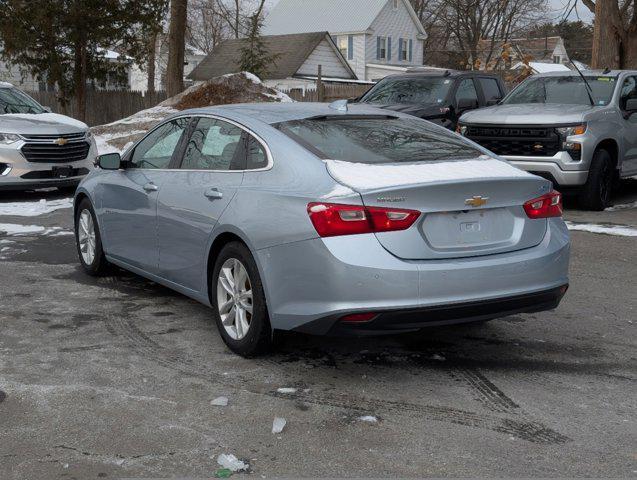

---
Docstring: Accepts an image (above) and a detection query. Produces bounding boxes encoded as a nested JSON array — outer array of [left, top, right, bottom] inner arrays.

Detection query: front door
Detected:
[[619, 75, 637, 175], [99, 117, 190, 273], [157, 116, 246, 292]]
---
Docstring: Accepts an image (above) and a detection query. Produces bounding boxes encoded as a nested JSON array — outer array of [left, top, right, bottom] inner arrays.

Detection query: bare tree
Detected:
[[425, 0, 546, 70], [188, 0, 228, 54], [575, 0, 637, 68], [166, 0, 187, 96]]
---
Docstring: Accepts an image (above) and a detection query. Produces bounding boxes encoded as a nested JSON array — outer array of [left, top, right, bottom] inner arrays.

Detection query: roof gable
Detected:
[[187, 32, 356, 81], [263, 0, 425, 36]]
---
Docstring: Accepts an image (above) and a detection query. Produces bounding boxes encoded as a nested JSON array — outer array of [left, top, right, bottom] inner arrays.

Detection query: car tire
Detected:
[[578, 148, 614, 211], [75, 198, 110, 276], [211, 241, 272, 357]]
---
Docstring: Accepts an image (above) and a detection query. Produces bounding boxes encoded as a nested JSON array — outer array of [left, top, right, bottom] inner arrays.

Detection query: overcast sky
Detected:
[[265, 0, 594, 24]]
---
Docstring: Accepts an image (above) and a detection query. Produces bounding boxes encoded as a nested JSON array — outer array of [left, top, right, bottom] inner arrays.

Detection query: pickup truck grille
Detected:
[[20, 133, 91, 164], [465, 125, 561, 157]]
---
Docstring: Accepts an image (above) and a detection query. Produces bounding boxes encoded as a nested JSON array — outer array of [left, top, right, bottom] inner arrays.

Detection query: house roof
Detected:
[[262, 0, 426, 36], [512, 61, 571, 73], [478, 36, 564, 63], [187, 32, 356, 81]]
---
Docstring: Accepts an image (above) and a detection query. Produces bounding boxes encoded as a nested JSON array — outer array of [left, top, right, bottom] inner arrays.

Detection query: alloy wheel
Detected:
[[217, 258, 253, 340], [78, 209, 96, 266]]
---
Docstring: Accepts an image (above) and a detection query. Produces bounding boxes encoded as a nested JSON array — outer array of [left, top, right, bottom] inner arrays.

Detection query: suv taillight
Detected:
[[524, 191, 563, 219], [307, 202, 421, 237]]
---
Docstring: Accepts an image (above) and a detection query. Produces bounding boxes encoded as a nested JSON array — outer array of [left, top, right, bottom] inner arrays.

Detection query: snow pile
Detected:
[[605, 200, 637, 212], [0, 198, 72, 217], [0, 223, 71, 236], [162, 71, 293, 110], [357, 415, 378, 423], [210, 396, 229, 407], [272, 417, 287, 434], [216, 453, 249, 472], [325, 158, 532, 191], [91, 72, 292, 155], [565, 221, 637, 237]]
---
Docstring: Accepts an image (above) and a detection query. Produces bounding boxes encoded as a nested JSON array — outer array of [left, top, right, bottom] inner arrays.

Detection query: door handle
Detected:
[[204, 188, 223, 200], [143, 182, 159, 192]]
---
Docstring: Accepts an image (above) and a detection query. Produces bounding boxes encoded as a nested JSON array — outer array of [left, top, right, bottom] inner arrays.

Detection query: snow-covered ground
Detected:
[[0, 198, 73, 217], [565, 221, 637, 237]]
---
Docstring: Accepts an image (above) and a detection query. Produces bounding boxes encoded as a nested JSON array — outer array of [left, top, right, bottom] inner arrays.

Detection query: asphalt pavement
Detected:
[[0, 182, 635, 479]]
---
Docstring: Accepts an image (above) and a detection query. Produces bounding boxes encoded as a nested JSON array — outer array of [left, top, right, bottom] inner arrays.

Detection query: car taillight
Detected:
[[523, 191, 563, 219], [307, 202, 421, 237]]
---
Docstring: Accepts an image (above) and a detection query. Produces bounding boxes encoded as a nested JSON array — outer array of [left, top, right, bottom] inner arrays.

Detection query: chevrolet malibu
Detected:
[[74, 103, 570, 356]]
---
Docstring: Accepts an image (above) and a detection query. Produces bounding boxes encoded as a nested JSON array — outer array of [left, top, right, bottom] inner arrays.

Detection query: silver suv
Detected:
[[458, 70, 637, 210], [0, 82, 97, 191]]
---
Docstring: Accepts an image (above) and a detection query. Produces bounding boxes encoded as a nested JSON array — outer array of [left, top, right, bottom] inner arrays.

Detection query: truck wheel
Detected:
[[578, 148, 614, 211]]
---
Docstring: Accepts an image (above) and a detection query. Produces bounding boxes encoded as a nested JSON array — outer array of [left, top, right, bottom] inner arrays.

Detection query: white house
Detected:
[[262, 0, 427, 81]]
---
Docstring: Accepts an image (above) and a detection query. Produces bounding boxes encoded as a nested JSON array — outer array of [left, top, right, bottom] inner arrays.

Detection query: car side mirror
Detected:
[[486, 98, 501, 106], [97, 153, 121, 170], [457, 98, 479, 111], [42, 106, 52, 113]]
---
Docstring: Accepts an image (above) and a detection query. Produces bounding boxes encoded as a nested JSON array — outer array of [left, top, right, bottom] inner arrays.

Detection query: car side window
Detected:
[[181, 118, 243, 170], [130, 118, 189, 169], [455, 79, 479, 105], [245, 135, 268, 170], [619, 76, 637, 110], [478, 78, 502, 102]]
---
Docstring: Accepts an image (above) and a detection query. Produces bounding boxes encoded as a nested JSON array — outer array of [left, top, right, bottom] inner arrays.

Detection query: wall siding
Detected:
[[365, 0, 424, 71], [296, 39, 353, 78]]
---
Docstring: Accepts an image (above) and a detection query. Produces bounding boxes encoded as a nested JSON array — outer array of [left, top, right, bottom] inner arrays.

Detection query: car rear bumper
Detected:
[[312, 284, 568, 335], [256, 218, 571, 334], [505, 153, 588, 186]]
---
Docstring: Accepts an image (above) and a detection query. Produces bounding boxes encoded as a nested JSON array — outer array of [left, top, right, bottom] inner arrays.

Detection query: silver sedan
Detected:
[[74, 103, 570, 356]]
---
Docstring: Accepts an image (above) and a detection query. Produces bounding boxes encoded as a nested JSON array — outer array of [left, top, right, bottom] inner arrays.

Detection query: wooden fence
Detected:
[[25, 90, 168, 127], [281, 84, 372, 103], [23, 84, 371, 127]]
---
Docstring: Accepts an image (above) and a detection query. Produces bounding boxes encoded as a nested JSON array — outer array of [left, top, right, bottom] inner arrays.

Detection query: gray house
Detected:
[[262, 0, 427, 81], [187, 32, 358, 91]]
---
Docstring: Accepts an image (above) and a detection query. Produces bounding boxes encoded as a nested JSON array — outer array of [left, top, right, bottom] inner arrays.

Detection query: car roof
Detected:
[[175, 102, 408, 126], [532, 69, 637, 78], [388, 70, 501, 80]]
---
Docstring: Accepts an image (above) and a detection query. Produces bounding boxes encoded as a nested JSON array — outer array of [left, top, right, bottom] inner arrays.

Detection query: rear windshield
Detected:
[[276, 116, 483, 164], [503, 76, 617, 106], [0, 87, 45, 114], [360, 77, 453, 105]]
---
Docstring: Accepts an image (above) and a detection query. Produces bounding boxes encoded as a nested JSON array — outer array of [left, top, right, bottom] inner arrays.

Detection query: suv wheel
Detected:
[[211, 242, 272, 357], [578, 148, 614, 211], [75, 198, 110, 275]]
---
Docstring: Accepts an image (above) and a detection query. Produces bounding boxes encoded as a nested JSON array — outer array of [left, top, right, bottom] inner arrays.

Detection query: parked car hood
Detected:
[[0, 112, 88, 135], [367, 102, 446, 118], [460, 103, 598, 125]]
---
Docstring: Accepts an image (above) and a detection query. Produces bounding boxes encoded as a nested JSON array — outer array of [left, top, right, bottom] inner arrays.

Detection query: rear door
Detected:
[[157, 116, 247, 292], [477, 77, 505, 106], [618, 75, 637, 175]]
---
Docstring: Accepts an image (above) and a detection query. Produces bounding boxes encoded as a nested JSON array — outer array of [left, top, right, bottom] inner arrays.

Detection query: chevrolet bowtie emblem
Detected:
[[54, 137, 69, 146], [465, 196, 489, 208]]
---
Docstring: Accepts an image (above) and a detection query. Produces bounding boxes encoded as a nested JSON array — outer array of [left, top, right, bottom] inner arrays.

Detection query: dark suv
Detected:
[[356, 70, 507, 130]]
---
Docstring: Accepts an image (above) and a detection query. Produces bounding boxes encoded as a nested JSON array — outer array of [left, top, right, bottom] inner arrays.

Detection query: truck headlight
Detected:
[[0, 133, 21, 145], [556, 124, 586, 137]]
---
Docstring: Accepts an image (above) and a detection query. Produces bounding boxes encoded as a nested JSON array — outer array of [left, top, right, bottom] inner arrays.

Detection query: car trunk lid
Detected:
[[325, 158, 552, 260]]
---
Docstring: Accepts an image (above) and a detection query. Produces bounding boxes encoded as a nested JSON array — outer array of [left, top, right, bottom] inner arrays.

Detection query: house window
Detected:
[[338, 35, 354, 61], [338, 36, 348, 58], [553, 55, 561, 64], [378, 37, 387, 60], [393, 0, 399, 9], [399, 38, 408, 61]]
